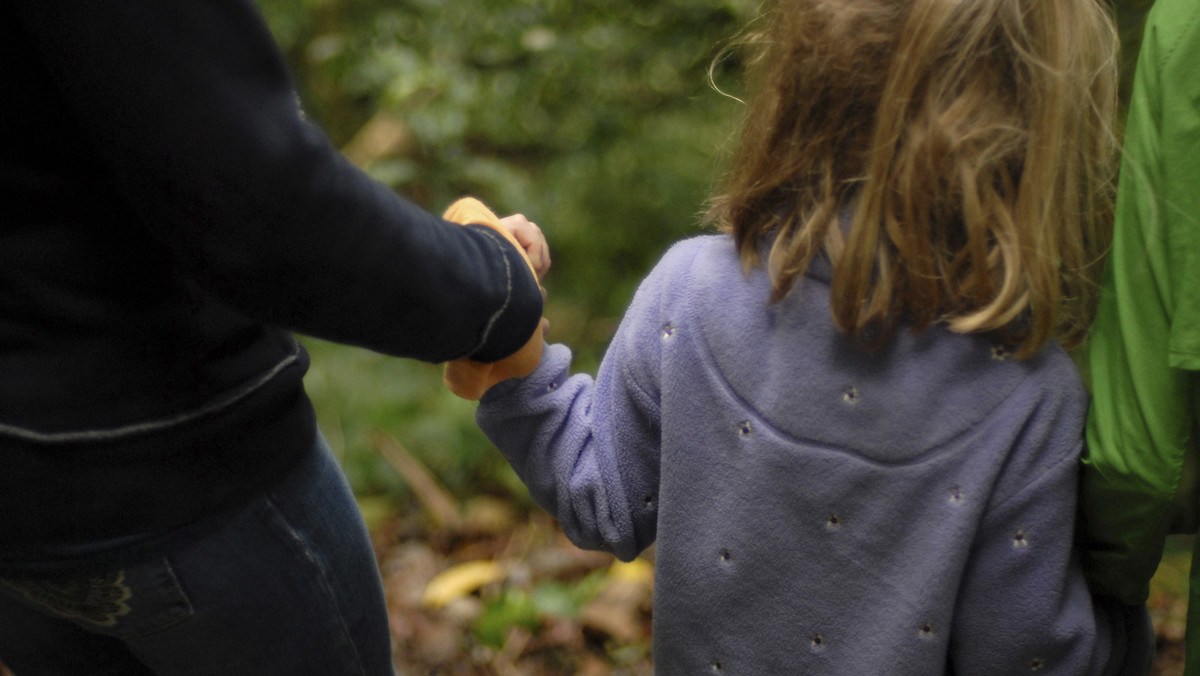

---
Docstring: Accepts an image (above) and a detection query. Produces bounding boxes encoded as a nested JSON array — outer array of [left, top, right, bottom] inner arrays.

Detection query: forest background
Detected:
[[253, 1, 1180, 674]]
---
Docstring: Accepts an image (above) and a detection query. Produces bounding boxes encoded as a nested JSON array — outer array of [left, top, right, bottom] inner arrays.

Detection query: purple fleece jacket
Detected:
[[478, 235, 1150, 674]]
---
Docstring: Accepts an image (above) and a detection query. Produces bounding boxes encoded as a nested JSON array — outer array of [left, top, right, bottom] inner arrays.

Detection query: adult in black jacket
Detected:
[[0, 2, 545, 673]]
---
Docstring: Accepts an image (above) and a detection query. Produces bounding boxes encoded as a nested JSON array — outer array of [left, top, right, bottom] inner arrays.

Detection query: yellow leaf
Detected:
[[422, 560, 505, 609], [608, 558, 653, 585]]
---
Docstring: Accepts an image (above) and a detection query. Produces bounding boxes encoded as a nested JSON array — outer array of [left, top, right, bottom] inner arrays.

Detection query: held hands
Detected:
[[443, 197, 549, 400], [500, 213, 551, 282]]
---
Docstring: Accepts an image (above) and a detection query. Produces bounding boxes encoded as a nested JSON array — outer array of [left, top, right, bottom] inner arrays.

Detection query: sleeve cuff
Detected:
[[462, 224, 544, 363]]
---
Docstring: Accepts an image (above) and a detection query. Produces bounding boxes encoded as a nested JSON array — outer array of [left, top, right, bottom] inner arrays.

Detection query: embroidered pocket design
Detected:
[[1, 570, 132, 627]]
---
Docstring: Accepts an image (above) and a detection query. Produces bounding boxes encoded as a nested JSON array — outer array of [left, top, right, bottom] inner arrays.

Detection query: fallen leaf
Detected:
[[608, 558, 653, 584], [423, 560, 505, 609]]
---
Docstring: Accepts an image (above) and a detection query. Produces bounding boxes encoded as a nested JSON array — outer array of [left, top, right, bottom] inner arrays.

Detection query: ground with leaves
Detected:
[[369, 433, 653, 675], [376, 512, 652, 675]]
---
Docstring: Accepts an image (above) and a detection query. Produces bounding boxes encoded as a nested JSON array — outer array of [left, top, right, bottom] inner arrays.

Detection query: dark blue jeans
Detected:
[[0, 434, 394, 675]]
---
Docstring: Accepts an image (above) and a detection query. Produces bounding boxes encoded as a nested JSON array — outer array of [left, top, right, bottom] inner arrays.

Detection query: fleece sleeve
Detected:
[[474, 246, 688, 562], [10, 1, 541, 363], [949, 391, 1152, 676], [1079, 0, 1200, 607]]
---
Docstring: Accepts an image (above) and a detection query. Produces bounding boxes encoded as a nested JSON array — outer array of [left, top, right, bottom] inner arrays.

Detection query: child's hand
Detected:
[[442, 197, 547, 400], [500, 213, 550, 282]]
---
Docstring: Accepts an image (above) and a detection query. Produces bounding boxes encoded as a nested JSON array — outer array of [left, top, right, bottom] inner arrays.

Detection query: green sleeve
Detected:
[[1080, 0, 1200, 606]]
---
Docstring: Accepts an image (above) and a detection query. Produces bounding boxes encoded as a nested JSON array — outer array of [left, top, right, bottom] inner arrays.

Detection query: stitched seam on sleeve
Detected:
[[469, 227, 515, 357]]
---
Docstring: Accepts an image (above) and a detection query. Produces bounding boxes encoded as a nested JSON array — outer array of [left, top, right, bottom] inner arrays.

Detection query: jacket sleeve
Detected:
[[473, 245, 692, 562], [951, 415, 1152, 676], [1078, 1, 1200, 606], [11, 1, 541, 363]]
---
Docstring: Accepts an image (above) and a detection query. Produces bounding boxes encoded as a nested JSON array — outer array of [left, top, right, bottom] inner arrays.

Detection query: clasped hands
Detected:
[[442, 197, 550, 400]]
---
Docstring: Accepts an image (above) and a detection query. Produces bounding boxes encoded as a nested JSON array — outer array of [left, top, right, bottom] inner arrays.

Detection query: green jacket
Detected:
[[1081, 0, 1200, 661]]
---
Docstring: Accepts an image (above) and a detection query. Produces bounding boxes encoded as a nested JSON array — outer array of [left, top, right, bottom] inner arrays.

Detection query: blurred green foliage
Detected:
[[257, 0, 1156, 501]]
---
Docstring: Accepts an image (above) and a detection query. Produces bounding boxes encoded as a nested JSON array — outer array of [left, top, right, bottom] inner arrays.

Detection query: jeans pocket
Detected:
[[0, 557, 194, 640]]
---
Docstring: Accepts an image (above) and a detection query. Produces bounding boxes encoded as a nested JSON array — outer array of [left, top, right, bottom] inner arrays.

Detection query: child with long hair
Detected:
[[461, 0, 1152, 672]]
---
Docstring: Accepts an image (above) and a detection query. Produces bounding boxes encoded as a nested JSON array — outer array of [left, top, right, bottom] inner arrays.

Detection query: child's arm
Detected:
[[473, 251, 679, 561], [949, 409, 1153, 675]]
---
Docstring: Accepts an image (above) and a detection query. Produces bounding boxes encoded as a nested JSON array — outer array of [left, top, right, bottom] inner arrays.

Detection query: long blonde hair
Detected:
[[708, 0, 1119, 357]]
